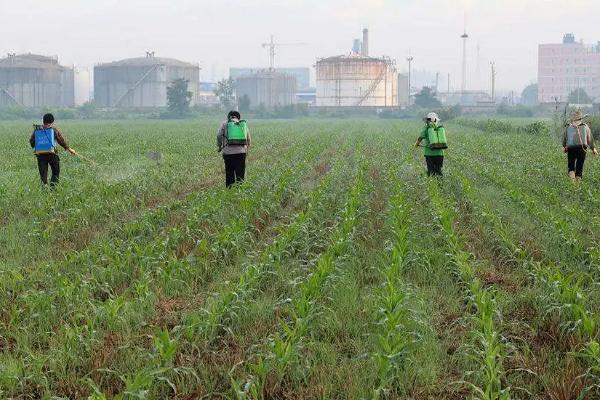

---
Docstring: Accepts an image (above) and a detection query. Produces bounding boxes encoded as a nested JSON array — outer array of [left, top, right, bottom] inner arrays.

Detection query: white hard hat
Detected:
[[426, 112, 439, 122]]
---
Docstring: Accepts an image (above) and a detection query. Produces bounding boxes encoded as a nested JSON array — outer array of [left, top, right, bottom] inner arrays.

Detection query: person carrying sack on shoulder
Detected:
[[415, 112, 447, 177], [563, 110, 597, 182], [217, 110, 251, 188], [29, 113, 76, 186]]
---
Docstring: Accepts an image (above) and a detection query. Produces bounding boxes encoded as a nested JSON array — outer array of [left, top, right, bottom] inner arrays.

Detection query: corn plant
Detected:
[[534, 267, 597, 339], [370, 181, 418, 398], [234, 161, 368, 398], [428, 180, 511, 400]]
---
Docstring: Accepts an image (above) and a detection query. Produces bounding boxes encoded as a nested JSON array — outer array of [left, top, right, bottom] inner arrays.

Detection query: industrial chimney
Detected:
[[361, 28, 369, 56]]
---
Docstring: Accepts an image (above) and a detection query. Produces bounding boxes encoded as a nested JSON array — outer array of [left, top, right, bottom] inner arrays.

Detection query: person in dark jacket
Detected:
[[217, 110, 251, 187], [29, 113, 76, 186], [563, 110, 598, 181]]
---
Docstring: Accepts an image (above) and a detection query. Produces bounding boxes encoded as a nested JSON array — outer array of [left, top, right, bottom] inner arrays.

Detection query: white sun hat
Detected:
[[426, 112, 440, 122]]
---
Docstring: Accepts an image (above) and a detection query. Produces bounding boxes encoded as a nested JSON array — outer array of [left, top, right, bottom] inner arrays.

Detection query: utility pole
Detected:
[[406, 56, 413, 106], [476, 44, 481, 89], [460, 15, 469, 94], [490, 62, 496, 101]]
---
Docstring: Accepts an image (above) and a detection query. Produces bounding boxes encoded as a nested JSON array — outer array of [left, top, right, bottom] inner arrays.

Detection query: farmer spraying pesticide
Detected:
[[563, 110, 598, 181], [29, 113, 77, 186], [217, 110, 251, 188], [415, 112, 447, 177]]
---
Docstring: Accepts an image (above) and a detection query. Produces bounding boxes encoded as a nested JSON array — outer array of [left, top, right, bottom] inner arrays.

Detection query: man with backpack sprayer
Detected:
[[29, 113, 77, 186], [415, 112, 447, 176], [217, 110, 251, 188], [563, 110, 598, 181]]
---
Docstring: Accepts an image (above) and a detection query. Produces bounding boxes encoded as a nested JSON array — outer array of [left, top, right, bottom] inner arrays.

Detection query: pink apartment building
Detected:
[[538, 33, 600, 103]]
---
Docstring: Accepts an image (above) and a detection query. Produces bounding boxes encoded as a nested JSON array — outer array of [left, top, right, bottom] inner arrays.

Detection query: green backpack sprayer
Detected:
[[426, 125, 448, 149], [226, 120, 249, 145]]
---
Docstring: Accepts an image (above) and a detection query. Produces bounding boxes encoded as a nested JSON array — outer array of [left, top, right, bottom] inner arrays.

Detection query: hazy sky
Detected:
[[1, 0, 599, 92]]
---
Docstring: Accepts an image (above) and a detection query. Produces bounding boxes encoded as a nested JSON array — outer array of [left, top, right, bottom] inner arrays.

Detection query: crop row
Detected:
[[368, 172, 423, 398], [232, 157, 368, 399], [428, 181, 511, 400]]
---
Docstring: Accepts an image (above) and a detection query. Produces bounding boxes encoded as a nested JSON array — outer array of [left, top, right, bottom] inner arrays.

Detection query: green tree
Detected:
[[521, 83, 538, 105], [214, 77, 236, 110], [414, 86, 441, 108], [568, 88, 592, 104], [167, 79, 192, 115], [239, 94, 251, 112]]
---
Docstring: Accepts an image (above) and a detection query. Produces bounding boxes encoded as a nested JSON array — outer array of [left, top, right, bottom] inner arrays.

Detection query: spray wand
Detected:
[[67, 148, 98, 166]]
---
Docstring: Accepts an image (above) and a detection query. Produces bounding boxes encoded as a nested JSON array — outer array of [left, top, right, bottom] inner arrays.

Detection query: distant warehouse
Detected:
[[235, 70, 297, 108], [94, 53, 199, 108], [0, 54, 75, 108], [231, 67, 310, 90]]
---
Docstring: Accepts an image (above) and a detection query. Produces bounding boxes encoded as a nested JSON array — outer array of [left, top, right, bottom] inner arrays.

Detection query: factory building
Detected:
[[231, 67, 310, 90], [94, 53, 199, 108], [316, 29, 398, 107], [235, 70, 297, 108], [74, 67, 91, 106], [538, 33, 600, 103], [0, 53, 75, 107], [397, 73, 409, 107]]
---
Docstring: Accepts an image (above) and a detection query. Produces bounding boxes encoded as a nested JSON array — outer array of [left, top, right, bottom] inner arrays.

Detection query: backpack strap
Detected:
[[574, 124, 587, 152]]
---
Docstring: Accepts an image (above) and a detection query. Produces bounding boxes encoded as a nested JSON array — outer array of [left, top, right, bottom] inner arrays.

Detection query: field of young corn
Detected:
[[1, 118, 600, 399]]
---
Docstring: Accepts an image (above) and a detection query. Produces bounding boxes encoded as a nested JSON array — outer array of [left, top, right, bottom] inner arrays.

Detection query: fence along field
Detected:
[[1, 118, 599, 399]]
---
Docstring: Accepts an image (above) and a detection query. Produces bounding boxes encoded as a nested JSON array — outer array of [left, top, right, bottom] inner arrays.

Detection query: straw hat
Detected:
[[570, 110, 584, 122]]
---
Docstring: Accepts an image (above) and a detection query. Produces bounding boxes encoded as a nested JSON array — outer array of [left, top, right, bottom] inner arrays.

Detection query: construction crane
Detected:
[[262, 35, 307, 70]]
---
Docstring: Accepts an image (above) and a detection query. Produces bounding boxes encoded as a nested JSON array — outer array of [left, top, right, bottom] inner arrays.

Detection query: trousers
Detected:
[[37, 153, 60, 185], [425, 155, 444, 177], [223, 153, 246, 187], [567, 147, 586, 177]]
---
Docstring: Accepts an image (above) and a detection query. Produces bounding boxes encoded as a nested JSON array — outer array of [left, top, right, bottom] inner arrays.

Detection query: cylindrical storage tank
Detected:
[[316, 55, 398, 107], [0, 54, 75, 108], [235, 71, 296, 108], [94, 56, 199, 108]]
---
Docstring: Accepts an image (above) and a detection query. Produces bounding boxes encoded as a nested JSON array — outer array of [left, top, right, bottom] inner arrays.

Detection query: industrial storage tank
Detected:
[[94, 53, 199, 108], [316, 55, 398, 107], [235, 70, 296, 108], [316, 29, 398, 107], [0, 53, 74, 107]]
